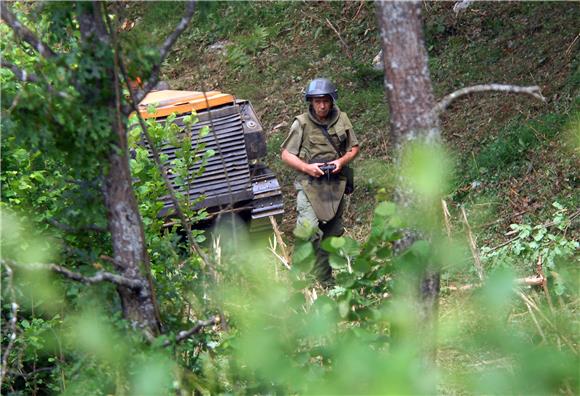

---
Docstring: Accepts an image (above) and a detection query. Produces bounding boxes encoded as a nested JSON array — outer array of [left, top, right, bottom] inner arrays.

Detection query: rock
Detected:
[[372, 49, 383, 70], [453, 0, 473, 15], [208, 40, 230, 53]]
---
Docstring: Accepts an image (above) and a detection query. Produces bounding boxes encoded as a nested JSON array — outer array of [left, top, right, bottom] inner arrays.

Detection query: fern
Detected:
[[226, 44, 250, 69]]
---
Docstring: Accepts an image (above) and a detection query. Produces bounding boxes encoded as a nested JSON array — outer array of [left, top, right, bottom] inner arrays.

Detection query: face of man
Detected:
[[311, 96, 332, 121]]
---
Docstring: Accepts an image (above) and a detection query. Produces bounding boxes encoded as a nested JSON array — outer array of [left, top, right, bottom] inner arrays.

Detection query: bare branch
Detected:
[[0, 263, 19, 389], [520, 289, 547, 342], [163, 316, 219, 347], [269, 216, 291, 270], [1, 59, 72, 100], [433, 84, 546, 117], [565, 32, 579, 57], [441, 199, 453, 239], [324, 17, 352, 59], [444, 275, 545, 292], [487, 235, 519, 252], [516, 275, 547, 286], [1, 2, 57, 58], [133, 1, 196, 105], [3, 259, 144, 290], [49, 264, 145, 289], [158, 1, 196, 66], [0, 59, 40, 82]]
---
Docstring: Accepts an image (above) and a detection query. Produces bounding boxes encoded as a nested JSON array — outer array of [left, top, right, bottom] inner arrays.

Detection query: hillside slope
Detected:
[[131, 1, 578, 259]]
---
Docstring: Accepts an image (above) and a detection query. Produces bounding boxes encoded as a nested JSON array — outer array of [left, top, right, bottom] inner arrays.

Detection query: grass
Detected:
[[124, 0, 580, 257], [467, 113, 567, 181], [125, 0, 580, 245]]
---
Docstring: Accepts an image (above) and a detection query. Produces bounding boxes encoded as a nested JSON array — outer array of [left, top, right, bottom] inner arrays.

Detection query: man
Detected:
[[281, 78, 360, 283]]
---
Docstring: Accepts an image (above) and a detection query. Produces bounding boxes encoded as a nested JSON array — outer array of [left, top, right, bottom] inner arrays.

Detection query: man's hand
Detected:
[[282, 149, 326, 178], [328, 158, 343, 174], [304, 162, 325, 178]]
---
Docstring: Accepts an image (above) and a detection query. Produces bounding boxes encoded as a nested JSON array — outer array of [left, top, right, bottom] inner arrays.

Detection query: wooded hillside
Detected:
[[1, 2, 578, 394]]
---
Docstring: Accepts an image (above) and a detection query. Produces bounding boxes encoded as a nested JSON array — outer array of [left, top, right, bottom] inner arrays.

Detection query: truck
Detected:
[[137, 89, 284, 234]]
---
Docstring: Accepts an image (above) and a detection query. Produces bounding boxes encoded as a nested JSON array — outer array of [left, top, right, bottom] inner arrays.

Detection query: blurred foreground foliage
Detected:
[[2, 147, 578, 394]]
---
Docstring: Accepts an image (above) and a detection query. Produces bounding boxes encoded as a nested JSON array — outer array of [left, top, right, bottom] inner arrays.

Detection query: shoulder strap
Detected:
[[296, 113, 345, 157], [318, 125, 344, 157]]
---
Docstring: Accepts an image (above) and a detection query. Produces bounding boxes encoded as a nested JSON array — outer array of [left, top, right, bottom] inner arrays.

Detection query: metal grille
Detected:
[[154, 105, 253, 214]]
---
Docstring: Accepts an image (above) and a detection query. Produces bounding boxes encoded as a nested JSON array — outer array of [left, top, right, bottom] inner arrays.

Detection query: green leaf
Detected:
[[329, 254, 347, 269], [147, 103, 158, 114], [321, 237, 336, 253], [321, 236, 347, 253], [293, 242, 315, 272], [352, 258, 371, 274], [331, 237, 346, 249], [29, 171, 45, 182], [199, 126, 210, 138], [293, 221, 317, 240], [292, 278, 310, 290], [338, 298, 350, 318], [166, 113, 176, 124], [387, 215, 403, 229], [341, 237, 361, 256], [289, 292, 306, 307], [375, 201, 396, 217], [534, 228, 546, 241], [336, 272, 357, 288], [376, 246, 392, 259]]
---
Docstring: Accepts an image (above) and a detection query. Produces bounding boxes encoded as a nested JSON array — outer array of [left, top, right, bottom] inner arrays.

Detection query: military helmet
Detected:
[[304, 78, 338, 102]]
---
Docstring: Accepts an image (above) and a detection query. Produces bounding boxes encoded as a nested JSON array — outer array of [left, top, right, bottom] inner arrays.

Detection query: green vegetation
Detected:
[[2, 1, 578, 395]]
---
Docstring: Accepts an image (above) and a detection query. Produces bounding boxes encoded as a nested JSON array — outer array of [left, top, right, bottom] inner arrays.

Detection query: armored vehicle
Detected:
[[138, 89, 284, 233]]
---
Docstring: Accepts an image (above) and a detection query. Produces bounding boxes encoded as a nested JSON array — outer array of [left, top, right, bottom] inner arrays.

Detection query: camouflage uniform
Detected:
[[281, 105, 359, 282]]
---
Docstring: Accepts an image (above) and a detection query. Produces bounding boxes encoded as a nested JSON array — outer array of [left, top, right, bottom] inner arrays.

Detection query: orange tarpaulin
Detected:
[[138, 90, 235, 119]]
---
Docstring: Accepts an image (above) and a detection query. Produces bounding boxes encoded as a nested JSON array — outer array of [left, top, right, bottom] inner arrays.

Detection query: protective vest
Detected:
[[295, 108, 352, 221], [295, 108, 352, 163]]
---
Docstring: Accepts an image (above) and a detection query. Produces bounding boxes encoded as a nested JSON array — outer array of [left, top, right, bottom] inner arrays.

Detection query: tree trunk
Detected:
[[375, 0, 440, 356], [376, 1, 440, 148], [77, 2, 160, 335]]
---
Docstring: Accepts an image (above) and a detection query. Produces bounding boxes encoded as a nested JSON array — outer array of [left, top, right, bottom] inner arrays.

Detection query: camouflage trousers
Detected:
[[295, 186, 345, 283]]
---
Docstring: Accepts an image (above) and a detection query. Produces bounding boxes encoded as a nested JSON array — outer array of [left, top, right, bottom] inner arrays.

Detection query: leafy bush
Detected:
[[481, 202, 579, 296]]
